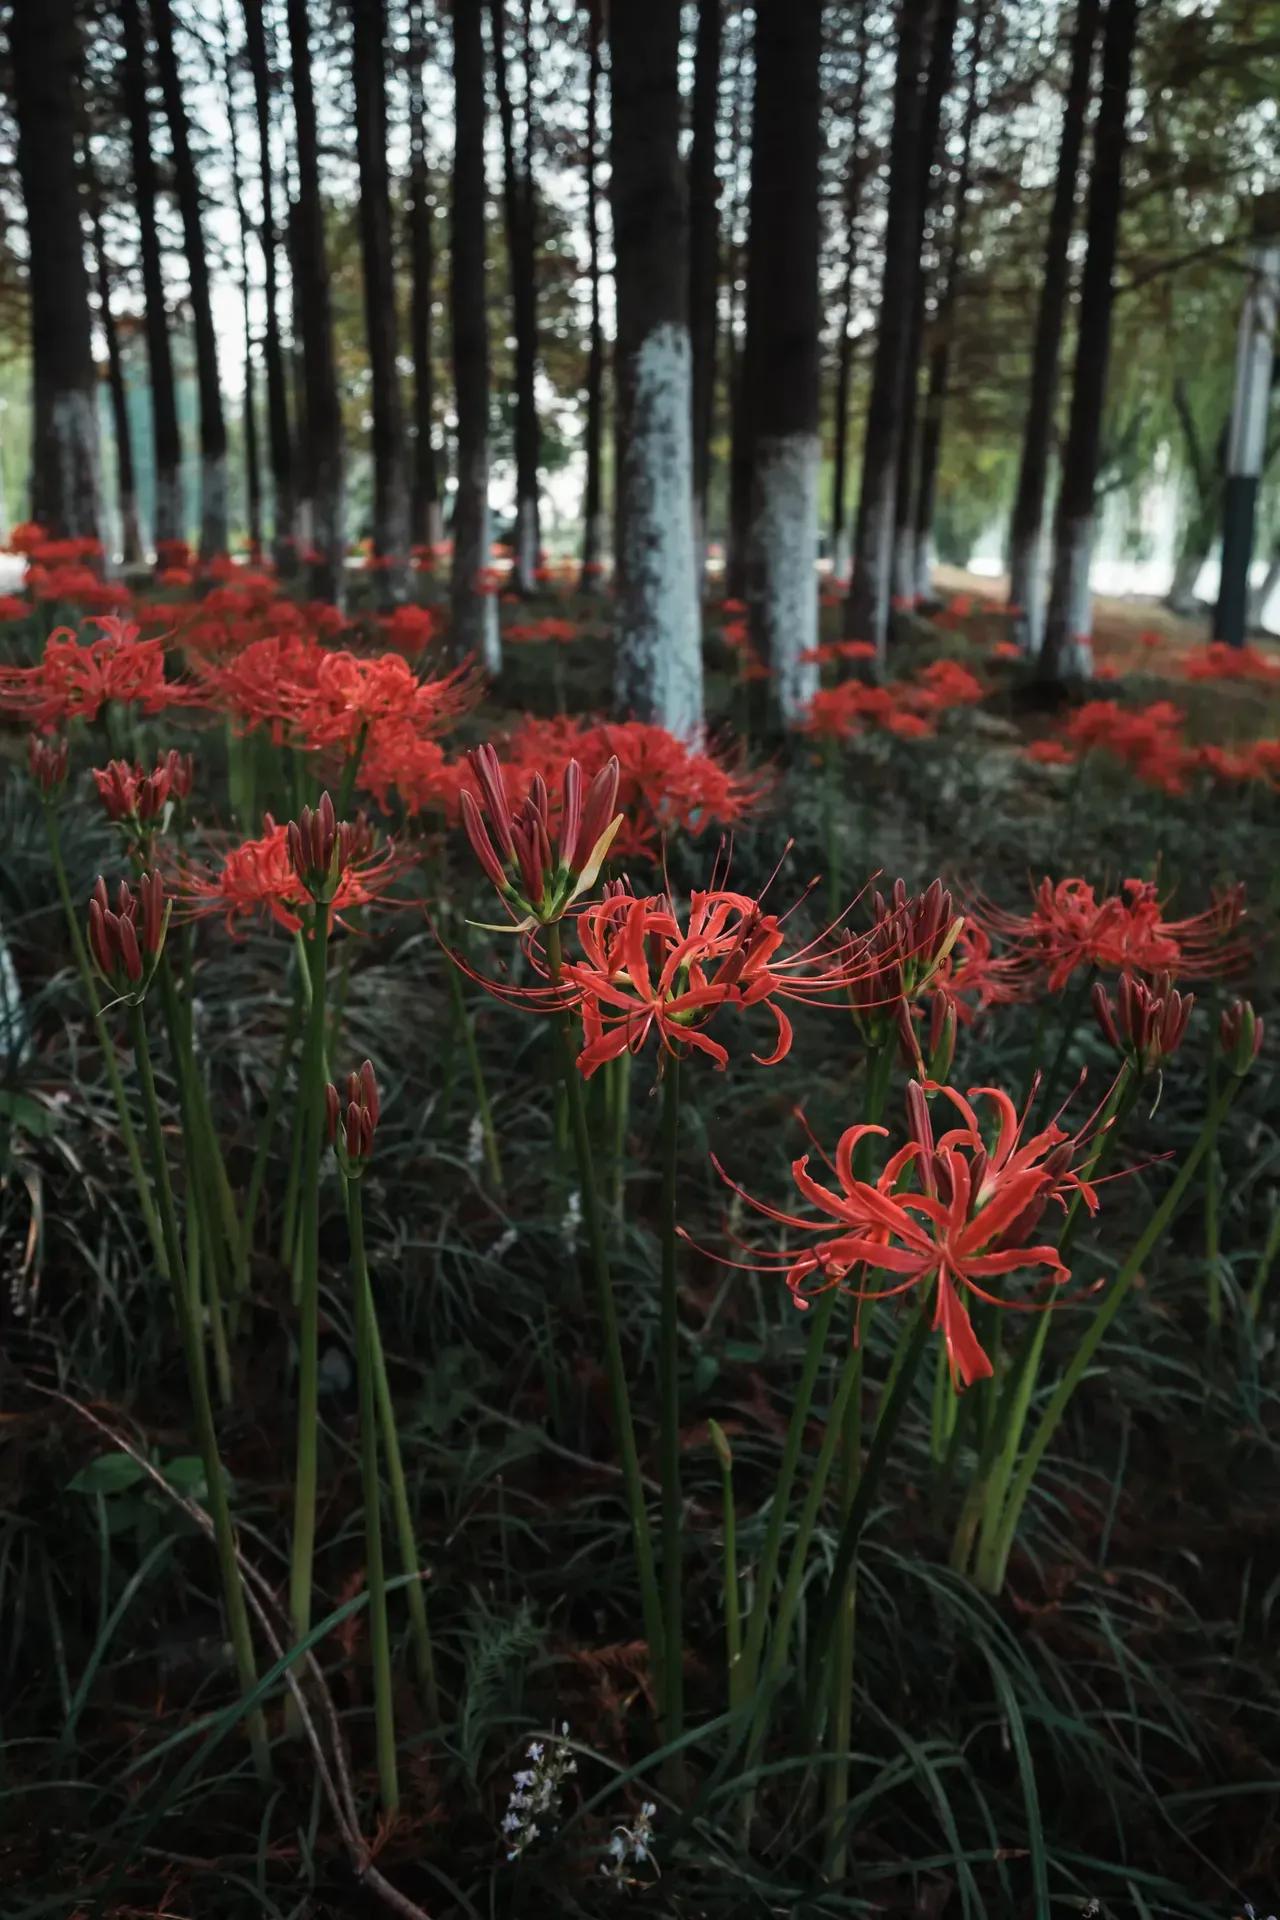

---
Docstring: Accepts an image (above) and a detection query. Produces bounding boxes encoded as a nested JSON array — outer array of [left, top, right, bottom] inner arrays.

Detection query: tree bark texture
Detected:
[[579, 0, 606, 588], [84, 141, 140, 562], [407, 0, 442, 551], [829, 0, 870, 583], [244, 0, 296, 565], [490, 0, 541, 592], [688, 0, 722, 576]]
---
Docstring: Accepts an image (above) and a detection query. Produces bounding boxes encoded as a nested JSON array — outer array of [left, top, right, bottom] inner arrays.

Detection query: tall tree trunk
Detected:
[[352, 0, 409, 602], [407, 0, 442, 552], [910, 0, 984, 602], [1040, 0, 1140, 684], [121, 0, 183, 553], [688, 0, 722, 580], [84, 143, 141, 563], [286, 0, 345, 605], [490, 0, 541, 593], [14, 2, 101, 545], [724, 18, 754, 601], [744, 0, 822, 727], [1007, 0, 1100, 651], [609, 0, 702, 736], [1165, 380, 1223, 614], [842, 0, 931, 658], [579, 0, 606, 589], [891, 0, 961, 612], [243, 0, 295, 567], [151, 0, 228, 560], [222, 11, 262, 560], [829, 1, 870, 584], [450, 0, 500, 669]]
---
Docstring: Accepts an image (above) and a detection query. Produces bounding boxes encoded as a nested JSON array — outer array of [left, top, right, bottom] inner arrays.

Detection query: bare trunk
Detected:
[[121, 0, 183, 553], [451, 0, 500, 670], [579, 2, 605, 590], [287, 0, 345, 606], [829, 3, 869, 582], [353, 0, 409, 602], [1041, 0, 1140, 683], [223, 16, 262, 557], [244, 0, 296, 567], [1249, 551, 1280, 630], [723, 22, 754, 601], [490, 0, 541, 594], [152, 0, 227, 560], [1168, 544, 1209, 615], [688, 0, 722, 586], [745, 0, 822, 727], [84, 143, 139, 563], [407, 0, 441, 552], [610, 0, 702, 737], [843, 0, 930, 659], [1008, 0, 1100, 651]]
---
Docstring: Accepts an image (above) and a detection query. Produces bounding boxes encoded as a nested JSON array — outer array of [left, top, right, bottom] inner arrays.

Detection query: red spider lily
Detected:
[[928, 922, 1025, 1026], [506, 616, 579, 645], [287, 790, 385, 903], [845, 879, 965, 1057], [712, 1079, 1110, 1389], [87, 872, 170, 996], [0, 594, 30, 623], [1220, 998, 1264, 1074], [561, 883, 898, 1078], [797, 639, 880, 668], [1092, 971, 1194, 1075], [1183, 642, 1280, 684], [1063, 698, 1191, 793], [0, 619, 187, 729], [92, 751, 193, 827], [177, 814, 402, 937], [980, 877, 1248, 992], [380, 604, 438, 652], [1025, 738, 1076, 767], [460, 743, 622, 928], [358, 728, 460, 816], [27, 734, 68, 796], [325, 1059, 381, 1168]]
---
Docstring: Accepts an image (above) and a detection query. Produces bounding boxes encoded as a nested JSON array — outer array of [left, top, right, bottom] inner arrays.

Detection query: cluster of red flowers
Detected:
[[1025, 697, 1280, 793], [0, 618, 189, 729], [981, 876, 1247, 994], [802, 658, 985, 742], [506, 616, 580, 646], [177, 810, 402, 936], [1181, 641, 1280, 684]]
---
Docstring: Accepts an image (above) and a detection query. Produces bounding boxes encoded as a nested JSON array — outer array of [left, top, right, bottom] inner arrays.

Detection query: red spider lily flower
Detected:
[[1138, 628, 1163, 649], [0, 619, 187, 729], [325, 1059, 381, 1169], [845, 879, 965, 1056], [993, 639, 1021, 661], [561, 883, 897, 1078], [92, 751, 191, 828], [380, 604, 438, 652], [1219, 999, 1263, 1074], [287, 791, 385, 904], [712, 1079, 1110, 1390], [27, 734, 68, 797], [1183, 641, 1280, 685], [0, 594, 30, 623], [1092, 971, 1194, 1075], [1061, 698, 1192, 793], [461, 743, 622, 929], [980, 877, 1248, 992], [87, 872, 170, 997], [1025, 738, 1077, 767], [506, 616, 579, 646], [928, 922, 1025, 1026], [177, 814, 403, 938]]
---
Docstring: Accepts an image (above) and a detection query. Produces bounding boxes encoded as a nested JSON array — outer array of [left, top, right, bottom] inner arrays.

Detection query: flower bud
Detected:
[[86, 871, 169, 999], [28, 734, 68, 797], [286, 792, 355, 902], [707, 1418, 733, 1473], [325, 1058, 381, 1171], [1219, 999, 1263, 1075]]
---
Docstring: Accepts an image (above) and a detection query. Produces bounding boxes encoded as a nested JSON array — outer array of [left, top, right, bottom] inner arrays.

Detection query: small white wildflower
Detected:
[[467, 1113, 485, 1170], [600, 1800, 658, 1887], [560, 1188, 581, 1249], [492, 1225, 518, 1260], [500, 1724, 577, 1861]]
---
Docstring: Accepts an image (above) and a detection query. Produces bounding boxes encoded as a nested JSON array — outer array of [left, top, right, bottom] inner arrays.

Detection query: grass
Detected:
[[0, 587, 1278, 1916]]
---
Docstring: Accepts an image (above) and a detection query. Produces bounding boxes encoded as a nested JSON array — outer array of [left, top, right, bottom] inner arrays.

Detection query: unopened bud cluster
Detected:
[[1092, 971, 1193, 1075], [1220, 998, 1263, 1076], [287, 791, 372, 903], [93, 750, 193, 829], [461, 743, 622, 927], [847, 879, 963, 1054], [325, 1059, 381, 1172], [28, 734, 68, 797], [87, 872, 169, 998]]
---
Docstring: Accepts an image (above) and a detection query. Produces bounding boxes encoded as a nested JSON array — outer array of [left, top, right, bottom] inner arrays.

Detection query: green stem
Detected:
[[981, 1077, 1239, 1593], [335, 722, 369, 819], [658, 1052, 684, 1764], [348, 1178, 399, 1813], [1248, 1198, 1280, 1323], [239, 987, 305, 1282], [611, 1047, 632, 1217], [288, 907, 330, 1672], [545, 922, 665, 1716], [44, 806, 168, 1278], [1205, 1030, 1224, 1329], [444, 957, 503, 1191], [368, 1306, 440, 1721], [713, 1436, 742, 1713], [126, 1002, 269, 1780]]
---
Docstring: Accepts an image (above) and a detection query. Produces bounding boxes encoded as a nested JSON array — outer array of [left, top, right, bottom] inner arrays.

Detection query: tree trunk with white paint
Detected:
[[451, 0, 501, 672], [829, 1, 869, 586], [1041, 0, 1140, 685], [689, 0, 722, 589], [13, 0, 101, 545], [1008, 0, 1100, 653], [244, 0, 296, 569], [1167, 543, 1210, 615], [84, 141, 139, 563], [122, 0, 183, 553], [491, 0, 541, 596], [745, 0, 822, 727], [353, 0, 409, 604], [1249, 550, 1280, 631], [287, 0, 345, 606], [891, 0, 961, 613], [609, 0, 702, 737], [407, 0, 441, 554], [723, 22, 754, 603], [152, 0, 228, 561], [579, 2, 606, 591], [843, 0, 930, 659]]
